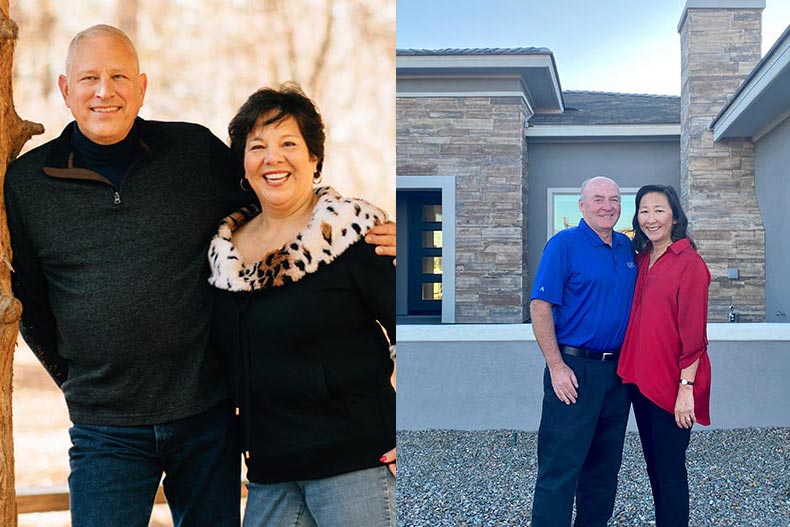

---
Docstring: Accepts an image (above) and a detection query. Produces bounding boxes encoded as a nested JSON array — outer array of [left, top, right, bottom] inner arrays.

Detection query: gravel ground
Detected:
[[397, 428, 790, 527]]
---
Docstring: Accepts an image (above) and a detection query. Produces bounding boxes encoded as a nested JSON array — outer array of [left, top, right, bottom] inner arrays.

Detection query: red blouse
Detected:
[[618, 238, 712, 425]]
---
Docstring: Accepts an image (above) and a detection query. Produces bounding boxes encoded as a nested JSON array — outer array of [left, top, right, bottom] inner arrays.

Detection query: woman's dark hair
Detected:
[[228, 82, 325, 177], [631, 184, 695, 252]]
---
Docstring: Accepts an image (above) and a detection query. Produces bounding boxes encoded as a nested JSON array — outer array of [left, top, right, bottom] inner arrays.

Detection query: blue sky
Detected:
[[396, 0, 790, 95]]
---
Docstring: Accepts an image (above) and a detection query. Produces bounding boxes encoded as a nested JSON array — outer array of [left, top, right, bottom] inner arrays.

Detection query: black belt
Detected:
[[559, 345, 619, 362]]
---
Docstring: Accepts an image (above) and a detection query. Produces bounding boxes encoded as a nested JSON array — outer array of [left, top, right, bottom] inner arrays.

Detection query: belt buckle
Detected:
[[601, 352, 613, 361]]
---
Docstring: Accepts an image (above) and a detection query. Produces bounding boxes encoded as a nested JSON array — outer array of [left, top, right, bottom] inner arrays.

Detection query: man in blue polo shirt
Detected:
[[530, 176, 637, 527]]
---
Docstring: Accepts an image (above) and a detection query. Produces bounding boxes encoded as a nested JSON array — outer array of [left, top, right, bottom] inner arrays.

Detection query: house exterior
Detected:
[[397, 1, 787, 325], [397, 0, 790, 430]]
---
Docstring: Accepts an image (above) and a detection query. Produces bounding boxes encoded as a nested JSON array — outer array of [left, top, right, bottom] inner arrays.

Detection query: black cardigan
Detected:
[[209, 189, 395, 483]]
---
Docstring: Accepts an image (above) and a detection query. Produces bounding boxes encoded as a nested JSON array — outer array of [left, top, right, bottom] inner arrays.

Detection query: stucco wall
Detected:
[[755, 115, 790, 322], [397, 324, 790, 431]]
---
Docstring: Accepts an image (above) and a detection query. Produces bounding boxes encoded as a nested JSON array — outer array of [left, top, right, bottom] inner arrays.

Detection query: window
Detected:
[[408, 193, 442, 314], [547, 187, 638, 238], [396, 176, 456, 323]]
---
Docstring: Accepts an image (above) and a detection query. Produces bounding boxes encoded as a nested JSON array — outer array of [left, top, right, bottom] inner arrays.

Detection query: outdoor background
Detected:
[[10, 0, 395, 213], [8, 0, 394, 525]]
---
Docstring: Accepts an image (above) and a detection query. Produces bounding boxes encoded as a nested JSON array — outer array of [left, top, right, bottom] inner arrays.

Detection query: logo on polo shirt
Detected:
[[627, 262, 636, 268], [539, 286, 545, 292]]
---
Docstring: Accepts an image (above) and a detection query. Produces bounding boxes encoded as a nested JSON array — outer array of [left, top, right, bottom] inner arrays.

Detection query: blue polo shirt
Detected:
[[531, 219, 637, 351]]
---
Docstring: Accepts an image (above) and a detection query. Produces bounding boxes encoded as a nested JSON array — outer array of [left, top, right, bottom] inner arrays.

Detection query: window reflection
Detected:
[[422, 230, 442, 248], [422, 257, 442, 274], [422, 205, 442, 222], [422, 282, 442, 301]]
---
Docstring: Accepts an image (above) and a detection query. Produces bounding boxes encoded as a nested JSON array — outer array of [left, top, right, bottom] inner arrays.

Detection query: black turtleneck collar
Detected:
[[70, 120, 141, 188]]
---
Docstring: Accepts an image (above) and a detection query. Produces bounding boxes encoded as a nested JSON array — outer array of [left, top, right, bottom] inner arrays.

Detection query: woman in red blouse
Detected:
[[618, 184, 711, 527]]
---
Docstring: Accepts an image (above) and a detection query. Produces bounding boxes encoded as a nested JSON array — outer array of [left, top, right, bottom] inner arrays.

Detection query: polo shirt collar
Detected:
[[578, 219, 622, 247]]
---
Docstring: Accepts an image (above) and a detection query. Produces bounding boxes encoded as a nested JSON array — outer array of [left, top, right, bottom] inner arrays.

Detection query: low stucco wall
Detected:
[[397, 324, 790, 431]]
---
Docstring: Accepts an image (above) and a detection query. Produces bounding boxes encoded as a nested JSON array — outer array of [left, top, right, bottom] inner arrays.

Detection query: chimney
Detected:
[[678, 0, 766, 321]]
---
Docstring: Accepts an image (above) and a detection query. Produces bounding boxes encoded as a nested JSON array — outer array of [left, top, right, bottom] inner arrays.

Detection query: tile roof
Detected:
[[530, 90, 680, 125]]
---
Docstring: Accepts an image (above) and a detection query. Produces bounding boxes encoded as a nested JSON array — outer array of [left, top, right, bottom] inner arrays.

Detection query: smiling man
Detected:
[[529, 176, 637, 527], [5, 24, 395, 527], [59, 31, 146, 146]]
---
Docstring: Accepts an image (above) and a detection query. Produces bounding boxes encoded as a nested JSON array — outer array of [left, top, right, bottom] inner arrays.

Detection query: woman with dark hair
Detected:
[[209, 83, 395, 526], [618, 184, 711, 527]]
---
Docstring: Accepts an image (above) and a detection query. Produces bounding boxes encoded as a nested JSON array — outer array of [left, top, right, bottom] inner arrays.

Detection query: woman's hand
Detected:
[[380, 448, 396, 477], [674, 385, 696, 429], [365, 221, 396, 265]]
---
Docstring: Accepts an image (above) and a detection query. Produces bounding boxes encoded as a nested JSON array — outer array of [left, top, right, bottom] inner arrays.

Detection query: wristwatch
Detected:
[[679, 378, 695, 386]]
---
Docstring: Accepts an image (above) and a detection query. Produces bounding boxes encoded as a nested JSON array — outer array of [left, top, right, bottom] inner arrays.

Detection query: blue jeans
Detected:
[[68, 399, 241, 527], [243, 466, 395, 527]]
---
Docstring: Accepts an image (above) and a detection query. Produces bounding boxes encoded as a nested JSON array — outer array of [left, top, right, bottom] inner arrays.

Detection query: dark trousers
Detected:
[[630, 385, 691, 527], [531, 355, 630, 527]]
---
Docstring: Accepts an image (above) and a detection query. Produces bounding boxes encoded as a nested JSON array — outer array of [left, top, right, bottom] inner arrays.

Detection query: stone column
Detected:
[[678, 0, 765, 321]]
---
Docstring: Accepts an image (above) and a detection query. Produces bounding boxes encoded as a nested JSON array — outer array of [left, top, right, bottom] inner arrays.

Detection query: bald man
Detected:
[[530, 176, 637, 527]]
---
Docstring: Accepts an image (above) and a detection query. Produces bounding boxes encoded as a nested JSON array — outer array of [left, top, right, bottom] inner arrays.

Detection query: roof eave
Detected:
[[711, 24, 790, 142], [525, 124, 681, 138], [396, 52, 564, 113]]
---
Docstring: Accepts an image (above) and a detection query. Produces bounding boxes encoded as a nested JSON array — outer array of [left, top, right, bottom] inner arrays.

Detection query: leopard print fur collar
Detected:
[[208, 186, 387, 292]]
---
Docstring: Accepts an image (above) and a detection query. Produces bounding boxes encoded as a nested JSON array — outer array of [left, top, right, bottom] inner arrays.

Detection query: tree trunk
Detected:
[[0, 2, 44, 525]]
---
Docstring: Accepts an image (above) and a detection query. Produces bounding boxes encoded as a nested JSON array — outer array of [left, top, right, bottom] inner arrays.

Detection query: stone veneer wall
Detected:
[[679, 6, 766, 321], [397, 96, 529, 323]]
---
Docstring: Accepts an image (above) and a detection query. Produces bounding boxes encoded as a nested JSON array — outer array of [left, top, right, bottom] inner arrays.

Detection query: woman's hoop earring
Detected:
[[313, 172, 323, 185], [239, 177, 251, 191]]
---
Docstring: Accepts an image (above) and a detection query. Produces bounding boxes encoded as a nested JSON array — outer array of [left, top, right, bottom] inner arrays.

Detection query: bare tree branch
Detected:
[[308, 0, 335, 97]]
